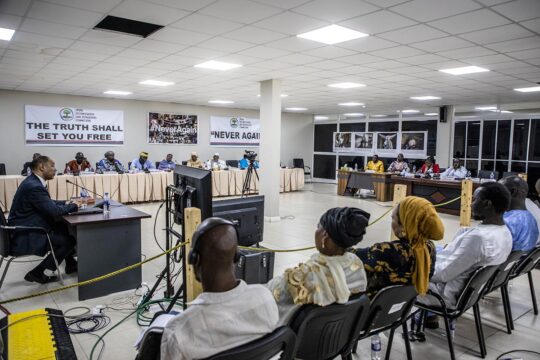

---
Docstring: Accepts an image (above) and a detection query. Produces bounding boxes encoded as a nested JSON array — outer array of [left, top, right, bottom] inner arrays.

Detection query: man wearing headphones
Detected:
[[160, 217, 278, 360]]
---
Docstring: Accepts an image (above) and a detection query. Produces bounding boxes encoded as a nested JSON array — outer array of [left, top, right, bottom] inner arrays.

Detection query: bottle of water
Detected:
[[466, 171, 471, 179], [354, 163, 358, 171], [80, 189, 88, 209], [490, 172, 495, 180], [412, 165, 417, 173], [103, 192, 110, 215], [371, 334, 381, 360], [449, 319, 456, 339], [27, 166, 31, 176]]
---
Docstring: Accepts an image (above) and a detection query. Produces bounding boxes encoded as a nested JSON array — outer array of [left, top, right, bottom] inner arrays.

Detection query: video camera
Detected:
[[245, 150, 257, 161]]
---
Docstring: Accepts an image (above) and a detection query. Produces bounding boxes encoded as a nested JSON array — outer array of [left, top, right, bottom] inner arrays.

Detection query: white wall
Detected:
[[0, 90, 313, 174]]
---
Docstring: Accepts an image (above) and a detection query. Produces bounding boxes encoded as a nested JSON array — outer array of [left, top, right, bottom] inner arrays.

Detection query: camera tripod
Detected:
[[241, 159, 259, 197]]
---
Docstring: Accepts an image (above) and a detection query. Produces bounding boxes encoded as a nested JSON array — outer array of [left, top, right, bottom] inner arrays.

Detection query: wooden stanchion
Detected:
[[390, 184, 407, 240], [460, 179, 473, 227], [185, 207, 202, 303]]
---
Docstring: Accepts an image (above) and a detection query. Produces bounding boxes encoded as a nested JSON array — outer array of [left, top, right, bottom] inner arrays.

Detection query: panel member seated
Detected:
[[238, 154, 259, 170], [9, 156, 79, 283], [65, 152, 93, 174], [365, 154, 384, 173], [21, 153, 41, 176], [161, 218, 278, 360], [440, 158, 467, 178], [130, 151, 155, 171], [187, 152, 203, 168], [158, 154, 176, 171], [387, 153, 409, 173], [97, 151, 125, 173], [418, 156, 440, 174], [206, 153, 228, 170]]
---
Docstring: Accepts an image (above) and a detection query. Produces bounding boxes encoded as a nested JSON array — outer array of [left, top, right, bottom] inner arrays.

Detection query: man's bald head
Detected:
[[500, 175, 528, 199]]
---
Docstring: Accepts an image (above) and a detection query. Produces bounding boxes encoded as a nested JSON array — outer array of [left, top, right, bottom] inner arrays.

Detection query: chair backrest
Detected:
[[226, 160, 239, 168], [0, 163, 5, 176], [96, 162, 100, 170], [360, 285, 417, 336], [478, 170, 499, 179], [454, 266, 498, 312], [181, 161, 188, 166], [135, 328, 163, 360], [511, 246, 540, 278], [0, 211, 10, 257], [502, 171, 517, 178], [292, 159, 305, 169], [486, 251, 524, 293], [289, 295, 370, 360], [155, 161, 160, 169], [204, 326, 297, 360], [128, 161, 132, 169]]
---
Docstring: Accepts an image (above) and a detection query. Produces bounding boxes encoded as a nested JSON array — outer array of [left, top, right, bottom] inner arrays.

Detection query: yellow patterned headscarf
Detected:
[[398, 196, 444, 295]]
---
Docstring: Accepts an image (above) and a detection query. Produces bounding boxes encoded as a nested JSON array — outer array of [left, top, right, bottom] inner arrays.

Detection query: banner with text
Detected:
[[210, 116, 260, 146], [25, 105, 124, 146], [148, 112, 198, 144]]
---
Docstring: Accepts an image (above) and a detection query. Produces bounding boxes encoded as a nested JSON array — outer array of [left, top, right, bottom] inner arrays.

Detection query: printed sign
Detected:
[[148, 112, 198, 144], [210, 116, 260, 146]]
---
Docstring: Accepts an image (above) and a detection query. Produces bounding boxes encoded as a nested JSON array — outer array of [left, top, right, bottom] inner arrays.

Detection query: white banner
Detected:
[[210, 116, 260, 146], [25, 105, 124, 146]]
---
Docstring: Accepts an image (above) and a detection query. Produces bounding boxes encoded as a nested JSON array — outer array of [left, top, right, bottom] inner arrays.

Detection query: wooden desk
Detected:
[[62, 201, 151, 300], [337, 170, 394, 202]]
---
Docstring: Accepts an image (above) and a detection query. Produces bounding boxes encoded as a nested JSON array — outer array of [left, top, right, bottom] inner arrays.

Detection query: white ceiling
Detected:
[[0, 0, 539, 114]]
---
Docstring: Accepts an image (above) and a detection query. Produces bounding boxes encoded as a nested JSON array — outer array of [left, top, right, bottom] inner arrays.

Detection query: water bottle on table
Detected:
[[103, 192, 110, 215], [490, 172, 495, 180], [80, 189, 88, 209], [371, 334, 381, 360]]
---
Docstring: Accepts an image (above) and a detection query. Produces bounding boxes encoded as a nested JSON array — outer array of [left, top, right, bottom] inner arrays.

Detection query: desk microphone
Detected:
[[66, 179, 103, 199]]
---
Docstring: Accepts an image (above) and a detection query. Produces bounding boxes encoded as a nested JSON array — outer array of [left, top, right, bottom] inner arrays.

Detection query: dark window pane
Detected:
[[340, 122, 366, 132], [496, 120, 511, 159], [528, 119, 540, 161], [466, 121, 480, 158], [526, 163, 540, 196], [313, 154, 336, 180], [368, 121, 399, 132], [338, 155, 364, 169], [495, 161, 508, 175], [511, 161, 526, 173], [466, 160, 478, 177], [453, 122, 466, 158], [314, 124, 337, 152], [482, 120, 496, 159], [512, 119, 529, 161], [402, 120, 437, 156], [481, 160, 495, 171]]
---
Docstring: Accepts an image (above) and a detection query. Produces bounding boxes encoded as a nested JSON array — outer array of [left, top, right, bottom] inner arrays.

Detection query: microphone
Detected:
[[65, 179, 103, 199]]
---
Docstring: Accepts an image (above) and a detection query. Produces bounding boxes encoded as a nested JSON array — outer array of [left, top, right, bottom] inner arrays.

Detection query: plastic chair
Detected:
[[226, 160, 239, 169], [181, 161, 188, 166], [352, 285, 417, 360], [415, 266, 498, 360], [292, 159, 311, 182], [509, 246, 540, 319], [289, 295, 370, 360], [478, 170, 499, 179]]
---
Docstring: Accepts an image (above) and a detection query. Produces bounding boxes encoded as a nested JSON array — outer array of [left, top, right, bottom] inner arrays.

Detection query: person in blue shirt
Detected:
[[130, 151, 155, 171], [158, 153, 176, 171], [500, 175, 539, 252], [97, 151, 125, 173], [238, 154, 259, 170]]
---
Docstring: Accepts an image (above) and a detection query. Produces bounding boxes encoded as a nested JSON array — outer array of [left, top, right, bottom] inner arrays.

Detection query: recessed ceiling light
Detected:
[[297, 25, 368, 45], [139, 80, 174, 86], [339, 102, 365, 107], [344, 113, 364, 117], [286, 107, 308, 111], [104, 90, 132, 95], [195, 60, 242, 71], [475, 106, 497, 111], [424, 113, 438, 116], [514, 86, 540, 93], [328, 82, 366, 89], [400, 109, 420, 114], [257, 94, 288, 97], [439, 66, 489, 75], [371, 114, 387, 117], [500, 110, 513, 113], [410, 96, 441, 100], [0, 27, 15, 41], [208, 100, 234, 104], [314, 116, 329, 120]]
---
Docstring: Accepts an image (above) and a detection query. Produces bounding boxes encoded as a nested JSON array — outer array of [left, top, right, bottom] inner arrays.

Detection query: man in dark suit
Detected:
[[9, 156, 79, 283]]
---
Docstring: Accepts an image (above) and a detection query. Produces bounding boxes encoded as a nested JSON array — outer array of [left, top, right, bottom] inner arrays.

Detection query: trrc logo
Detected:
[[230, 117, 238, 128], [59, 108, 74, 121]]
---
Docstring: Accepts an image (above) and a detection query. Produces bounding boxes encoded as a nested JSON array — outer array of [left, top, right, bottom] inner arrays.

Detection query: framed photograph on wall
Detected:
[[400, 131, 427, 158], [353, 132, 374, 154], [148, 112, 198, 144], [333, 132, 352, 152], [375, 132, 399, 155]]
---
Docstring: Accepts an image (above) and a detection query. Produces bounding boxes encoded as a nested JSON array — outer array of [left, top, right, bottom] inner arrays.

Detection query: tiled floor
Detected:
[[1, 183, 539, 359]]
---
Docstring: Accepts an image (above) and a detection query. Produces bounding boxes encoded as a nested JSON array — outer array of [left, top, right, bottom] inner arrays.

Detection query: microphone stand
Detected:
[[65, 179, 103, 199]]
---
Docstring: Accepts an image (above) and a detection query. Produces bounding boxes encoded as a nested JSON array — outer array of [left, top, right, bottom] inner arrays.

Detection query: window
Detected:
[[528, 119, 540, 162], [453, 122, 466, 158], [496, 120, 511, 159], [313, 155, 336, 180], [314, 124, 337, 152], [402, 120, 437, 156], [466, 121, 480, 158], [339, 123, 366, 132], [338, 155, 363, 169], [481, 160, 494, 171], [512, 119, 529, 161], [482, 120, 496, 159], [368, 121, 399, 132]]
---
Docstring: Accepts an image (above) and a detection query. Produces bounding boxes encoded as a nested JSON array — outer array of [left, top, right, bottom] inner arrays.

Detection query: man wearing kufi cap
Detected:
[[97, 151, 125, 173], [206, 152, 228, 170], [187, 152, 203, 168], [130, 151, 155, 171]]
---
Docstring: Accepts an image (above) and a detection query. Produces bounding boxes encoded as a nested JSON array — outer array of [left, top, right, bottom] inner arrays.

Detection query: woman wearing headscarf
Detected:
[[267, 207, 370, 325], [355, 196, 444, 297]]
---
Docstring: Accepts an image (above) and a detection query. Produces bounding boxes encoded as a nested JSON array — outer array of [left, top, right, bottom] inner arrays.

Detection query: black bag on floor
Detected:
[[235, 247, 275, 284]]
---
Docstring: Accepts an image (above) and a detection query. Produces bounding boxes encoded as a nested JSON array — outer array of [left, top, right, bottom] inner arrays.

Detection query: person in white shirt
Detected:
[[420, 182, 513, 309], [205, 153, 228, 170], [161, 218, 278, 360], [440, 158, 468, 179]]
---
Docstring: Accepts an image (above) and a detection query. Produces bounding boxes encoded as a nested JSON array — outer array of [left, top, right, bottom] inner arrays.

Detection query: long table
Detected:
[[337, 170, 394, 202]]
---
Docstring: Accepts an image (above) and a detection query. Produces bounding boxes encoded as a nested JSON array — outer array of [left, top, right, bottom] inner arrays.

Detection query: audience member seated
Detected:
[[419, 182, 513, 309], [206, 153, 228, 170], [160, 217, 278, 360], [8, 156, 78, 284], [525, 178, 540, 245], [186, 152, 203, 168], [64, 152, 93, 174], [418, 156, 440, 174], [21, 153, 41, 176], [130, 151, 155, 171], [387, 153, 409, 173], [158, 154, 176, 171], [440, 158, 467, 178], [500, 176, 539, 252], [356, 197, 443, 298], [97, 151, 125, 173], [238, 154, 259, 170], [365, 154, 384, 173], [267, 207, 370, 325]]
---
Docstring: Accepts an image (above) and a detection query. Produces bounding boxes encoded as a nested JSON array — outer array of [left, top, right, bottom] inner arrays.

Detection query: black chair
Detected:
[[415, 266, 498, 360], [483, 251, 524, 334], [96, 162, 100, 170], [128, 161, 132, 170], [155, 161, 160, 169], [289, 295, 370, 360], [0, 163, 5, 176], [135, 327, 163, 360], [181, 161, 188, 166], [292, 158, 311, 182], [509, 246, 540, 319], [352, 285, 417, 360], [502, 171, 518, 178], [478, 170, 499, 179], [226, 160, 239, 169]]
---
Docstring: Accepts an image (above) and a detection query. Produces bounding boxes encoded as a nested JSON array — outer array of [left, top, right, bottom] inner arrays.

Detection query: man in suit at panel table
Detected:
[[8, 156, 79, 284]]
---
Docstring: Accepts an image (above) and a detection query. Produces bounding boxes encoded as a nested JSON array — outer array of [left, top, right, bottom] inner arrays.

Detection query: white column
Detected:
[[436, 105, 455, 168], [259, 79, 281, 221]]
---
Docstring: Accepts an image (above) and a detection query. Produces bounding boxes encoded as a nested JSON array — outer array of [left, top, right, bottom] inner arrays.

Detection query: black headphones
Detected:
[[188, 217, 241, 266]]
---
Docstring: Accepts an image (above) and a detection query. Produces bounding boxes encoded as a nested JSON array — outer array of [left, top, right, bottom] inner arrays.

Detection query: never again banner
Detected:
[[210, 116, 260, 146], [25, 105, 124, 146]]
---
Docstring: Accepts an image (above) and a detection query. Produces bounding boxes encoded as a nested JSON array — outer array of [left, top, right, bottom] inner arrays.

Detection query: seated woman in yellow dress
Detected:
[[365, 154, 384, 173]]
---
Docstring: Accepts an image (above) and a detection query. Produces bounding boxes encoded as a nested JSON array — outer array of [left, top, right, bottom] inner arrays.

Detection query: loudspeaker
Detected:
[[439, 106, 448, 123]]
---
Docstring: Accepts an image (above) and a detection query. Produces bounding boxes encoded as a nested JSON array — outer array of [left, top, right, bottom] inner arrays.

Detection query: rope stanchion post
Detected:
[[390, 184, 407, 240], [185, 207, 202, 303], [460, 179, 473, 227]]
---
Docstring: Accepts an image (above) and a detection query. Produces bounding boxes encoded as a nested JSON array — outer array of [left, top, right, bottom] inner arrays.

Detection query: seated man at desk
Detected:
[[206, 153, 228, 170], [388, 153, 409, 173], [238, 154, 259, 170], [97, 151, 125, 173], [65, 152, 93, 174], [365, 154, 384, 173], [158, 154, 176, 171], [130, 151, 155, 171], [160, 218, 278, 359], [9, 156, 79, 284], [21, 153, 41, 176], [440, 158, 467, 178], [187, 152, 203, 168]]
